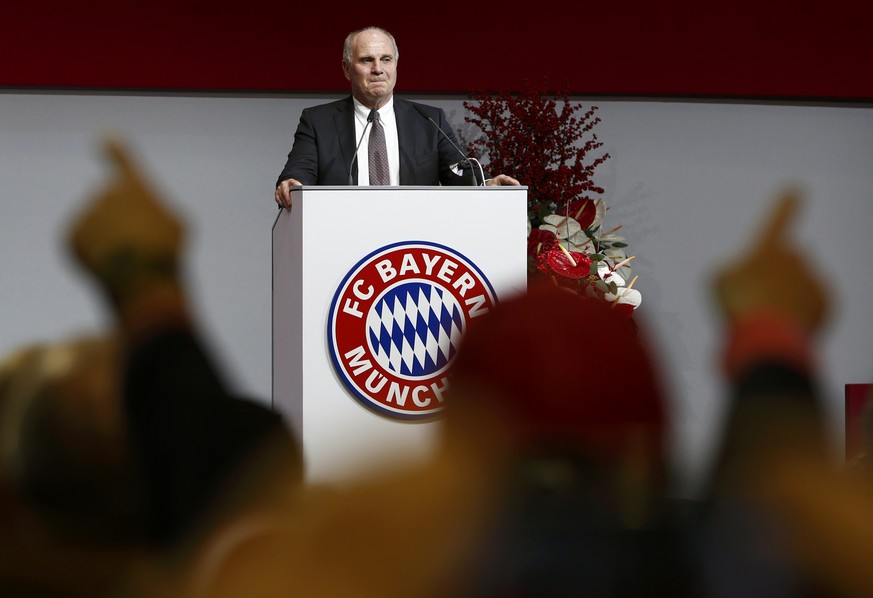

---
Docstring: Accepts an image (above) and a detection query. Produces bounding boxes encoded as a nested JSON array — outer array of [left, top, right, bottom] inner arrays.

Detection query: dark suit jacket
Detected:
[[276, 96, 477, 186]]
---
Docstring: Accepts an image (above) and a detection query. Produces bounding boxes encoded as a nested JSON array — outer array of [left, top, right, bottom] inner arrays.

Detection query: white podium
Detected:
[[272, 186, 527, 484]]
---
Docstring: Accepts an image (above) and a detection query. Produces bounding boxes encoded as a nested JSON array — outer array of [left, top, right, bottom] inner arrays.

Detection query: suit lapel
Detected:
[[395, 99, 416, 185], [335, 97, 357, 184]]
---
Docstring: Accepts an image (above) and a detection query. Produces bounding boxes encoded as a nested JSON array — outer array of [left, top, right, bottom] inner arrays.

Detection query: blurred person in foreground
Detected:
[[2, 137, 303, 595], [0, 334, 143, 596], [443, 285, 701, 596], [698, 190, 873, 596], [192, 286, 700, 597], [68, 137, 303, 551]]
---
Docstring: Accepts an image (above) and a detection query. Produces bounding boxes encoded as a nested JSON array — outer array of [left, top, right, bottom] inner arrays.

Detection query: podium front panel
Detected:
[[273, 186, 527, 484]]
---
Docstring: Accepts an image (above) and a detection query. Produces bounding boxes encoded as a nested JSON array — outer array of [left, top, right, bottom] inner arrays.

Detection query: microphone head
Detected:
[[368, 109, 377, 123]]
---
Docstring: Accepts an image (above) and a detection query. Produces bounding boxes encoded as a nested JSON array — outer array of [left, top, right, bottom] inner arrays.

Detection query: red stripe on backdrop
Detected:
[[2, 0, 871, 98]]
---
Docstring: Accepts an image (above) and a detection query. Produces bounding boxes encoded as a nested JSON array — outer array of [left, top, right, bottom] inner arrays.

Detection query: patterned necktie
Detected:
[[368, 110, 389, 186]]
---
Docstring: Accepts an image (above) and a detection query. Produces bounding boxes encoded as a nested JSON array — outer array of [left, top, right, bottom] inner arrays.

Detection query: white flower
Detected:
[[541, 214, 582, 239], [603, 247, 633, 279], [566, 230, 595, 254], [540, 214, 597, 253], [597, 261, 625, 287], [596, 261, 642, 310], [606, 286, 642, 310]]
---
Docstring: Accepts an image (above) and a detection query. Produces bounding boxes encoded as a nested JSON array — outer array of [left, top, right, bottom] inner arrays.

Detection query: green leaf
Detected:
[[612, 242, 628, 248]]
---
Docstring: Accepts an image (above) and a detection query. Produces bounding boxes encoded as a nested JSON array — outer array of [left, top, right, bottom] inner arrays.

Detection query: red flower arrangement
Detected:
[[464, 82, 641, 314]]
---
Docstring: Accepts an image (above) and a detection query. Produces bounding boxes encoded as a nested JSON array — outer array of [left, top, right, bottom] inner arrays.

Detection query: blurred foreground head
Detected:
[[0, 335, 142, 595], [0, 334, 137, 544], [447, 285, 667, 470]]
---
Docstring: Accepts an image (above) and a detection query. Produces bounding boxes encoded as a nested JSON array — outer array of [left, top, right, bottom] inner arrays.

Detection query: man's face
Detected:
[[342, 30, 397, 109]]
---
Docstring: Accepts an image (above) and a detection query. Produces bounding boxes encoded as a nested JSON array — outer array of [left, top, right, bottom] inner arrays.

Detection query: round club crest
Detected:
[[327, 241, 497, 420]]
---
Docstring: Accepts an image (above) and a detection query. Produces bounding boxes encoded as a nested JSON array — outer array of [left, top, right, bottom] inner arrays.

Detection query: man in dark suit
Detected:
[[275, 27, 518, 209]]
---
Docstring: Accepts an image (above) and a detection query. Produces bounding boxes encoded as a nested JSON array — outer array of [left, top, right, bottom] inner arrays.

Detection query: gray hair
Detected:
[[342, 27, 399, 64]]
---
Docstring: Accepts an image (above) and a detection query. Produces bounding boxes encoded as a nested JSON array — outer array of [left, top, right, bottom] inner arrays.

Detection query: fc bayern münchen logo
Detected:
[[327, 241, 497, 420]]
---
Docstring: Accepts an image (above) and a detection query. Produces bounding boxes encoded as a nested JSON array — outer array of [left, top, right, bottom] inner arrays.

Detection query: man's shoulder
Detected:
[[395, 98, 444, 117], [394, 99, 450, 129], [301, 96, 353, 117]]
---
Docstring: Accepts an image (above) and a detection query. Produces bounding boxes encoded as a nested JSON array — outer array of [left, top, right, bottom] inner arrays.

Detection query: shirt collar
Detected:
[[352, 96, 394, 123]]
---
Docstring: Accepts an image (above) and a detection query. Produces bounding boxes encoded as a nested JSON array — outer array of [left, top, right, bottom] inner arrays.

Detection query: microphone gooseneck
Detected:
[[411, 104, 485, 186], [348, 109, 376, 185]]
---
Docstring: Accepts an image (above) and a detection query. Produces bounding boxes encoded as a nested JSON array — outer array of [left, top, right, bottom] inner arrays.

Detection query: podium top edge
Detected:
[[289, 185, 528, 191]]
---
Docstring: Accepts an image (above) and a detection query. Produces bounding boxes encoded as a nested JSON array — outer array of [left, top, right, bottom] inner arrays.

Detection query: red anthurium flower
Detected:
[[535, 249, 553, 274], [546, 248, 592, 280], [566, 197, 596, 230], [528, 228, 558, 257]]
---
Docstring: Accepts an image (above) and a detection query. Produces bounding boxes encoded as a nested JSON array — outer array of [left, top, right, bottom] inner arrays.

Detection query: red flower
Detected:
[[566, 197, 597, 230], [545, 249, 592, 280], [535, 249, 552, 275], [528, 228, 557, 257]]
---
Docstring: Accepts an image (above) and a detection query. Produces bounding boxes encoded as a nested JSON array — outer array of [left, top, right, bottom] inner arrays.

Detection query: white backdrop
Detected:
[[2, 91, 871, 494]]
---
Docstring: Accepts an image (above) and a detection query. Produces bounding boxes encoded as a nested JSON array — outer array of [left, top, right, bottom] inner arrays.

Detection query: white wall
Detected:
[[2, 91, 871, 494]]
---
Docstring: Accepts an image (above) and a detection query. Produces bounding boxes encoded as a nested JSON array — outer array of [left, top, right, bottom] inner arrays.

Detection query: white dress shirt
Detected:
[[352, 96, 400, 186]]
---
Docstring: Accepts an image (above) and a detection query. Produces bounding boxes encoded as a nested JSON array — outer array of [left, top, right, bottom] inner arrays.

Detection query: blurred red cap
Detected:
[[448, 285, 666, 459]]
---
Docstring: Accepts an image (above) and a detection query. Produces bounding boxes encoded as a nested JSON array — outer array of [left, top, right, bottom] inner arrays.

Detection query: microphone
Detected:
[[348, 109, 376, 185], [411, 104, 485, 186]]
